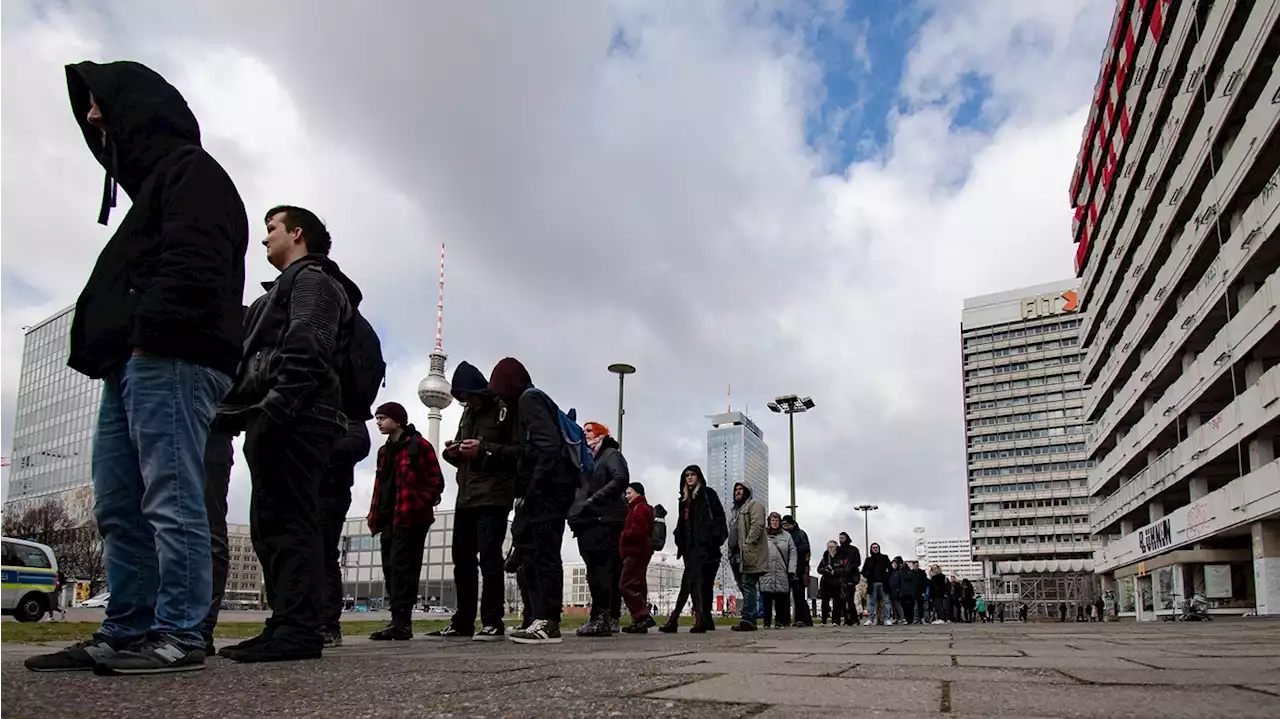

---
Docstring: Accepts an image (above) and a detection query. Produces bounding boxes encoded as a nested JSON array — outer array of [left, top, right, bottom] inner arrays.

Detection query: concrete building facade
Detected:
[[223, 523, 265, 608], [1069, 0, 1280, 618], [706, 411, 769, 605], [3, 306, 101, 524], [917, 537, 985, 581], [962, 280, 1101, 616]]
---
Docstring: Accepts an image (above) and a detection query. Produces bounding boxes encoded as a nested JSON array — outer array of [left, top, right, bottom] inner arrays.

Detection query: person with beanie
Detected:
[[618, 482, 657, 632], [366, 402, 445, 640], [571, 421, 629, 637], [488, 357, 577, 645], [431, 361, 519, 641], [781, 515, 813, 627], [728, 482, 767, 631]]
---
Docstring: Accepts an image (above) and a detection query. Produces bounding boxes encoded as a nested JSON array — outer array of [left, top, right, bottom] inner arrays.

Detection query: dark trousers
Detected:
[[791, 571, 812, 625], [200, 433, 235, 643], [821, 592, 843, 624], [687, 559, 717, 628], [245, 417, 340, 641], [578, 523, 623, 622], [521, 519, 567, 623], [762, 591, 791, 626], [620, 553, 652, 620], [380, 523, 430, 625], [900, 596, 915, 624], [515, 564, 533, 627], [451, 507, 509, 630], [934, 596, 948, 621], [840, 582, 858, 625], [667, 568, 694, 623], [318, 468, 353, 634]]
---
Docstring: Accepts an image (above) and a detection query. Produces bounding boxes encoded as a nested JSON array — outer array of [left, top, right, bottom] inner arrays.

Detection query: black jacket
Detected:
[[904, 567, 927, 597], [672, 465, 728, 565], [64, 61, 247, 380], [889, 564, 906, 597], [817, 551, 843, 593], [787, 522, 812, 571], [862, 551, 892, 585], [835, 542, 861, 583], [568, 436, 629, 528], [329, 419, 372, 472], [217, 255, 356, 429], [515, 385, 577, 522], [442, 361, 518, 510]]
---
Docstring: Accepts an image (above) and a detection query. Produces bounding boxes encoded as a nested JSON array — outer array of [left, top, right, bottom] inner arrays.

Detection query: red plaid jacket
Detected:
[[367, 433, 444, 532]]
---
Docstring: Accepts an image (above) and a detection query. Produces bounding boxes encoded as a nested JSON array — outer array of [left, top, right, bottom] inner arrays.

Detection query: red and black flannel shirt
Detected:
[[367, 434, 444, 532]]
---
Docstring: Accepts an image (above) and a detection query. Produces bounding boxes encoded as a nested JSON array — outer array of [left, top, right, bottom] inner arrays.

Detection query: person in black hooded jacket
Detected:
[[570, 422, 629, 637], [214, 205, 358, 663], [433, 360, 519, 640], [835, 532, 861, 626], [25, 61, 246, 677], [673, 465, 727, 633]]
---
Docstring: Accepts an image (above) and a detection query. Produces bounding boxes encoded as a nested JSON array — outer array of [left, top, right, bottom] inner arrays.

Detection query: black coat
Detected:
[[673, 466, 727, 565], [904, 567, 927, 597], [568, 436, 629, 529], [817, 551, 843, 594], [835, 544, 861, 583], [442, 361, 519, 510], [862, 552, 892, 585], [65, 61, 247, 380]]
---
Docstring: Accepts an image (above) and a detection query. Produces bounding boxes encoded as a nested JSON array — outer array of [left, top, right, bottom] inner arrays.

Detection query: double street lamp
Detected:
[[767, 394, 815, 521], [608, 363, 636, 449], [855, 504, 879, 555]]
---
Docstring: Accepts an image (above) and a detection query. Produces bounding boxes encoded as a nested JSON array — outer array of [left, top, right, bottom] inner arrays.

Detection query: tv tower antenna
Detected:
[[417, 242, 453, 448]]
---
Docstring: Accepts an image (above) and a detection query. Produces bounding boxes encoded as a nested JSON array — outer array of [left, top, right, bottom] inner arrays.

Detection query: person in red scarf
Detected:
[[619, 482, 657, 632]]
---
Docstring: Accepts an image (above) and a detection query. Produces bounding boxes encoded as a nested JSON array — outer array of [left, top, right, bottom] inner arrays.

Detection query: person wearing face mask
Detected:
[[672, 466, 727, 633], [569, 422, 629, 637]]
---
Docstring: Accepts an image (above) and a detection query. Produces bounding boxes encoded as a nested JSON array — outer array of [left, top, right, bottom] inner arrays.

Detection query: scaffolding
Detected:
[[983, 572, 1099, 620]]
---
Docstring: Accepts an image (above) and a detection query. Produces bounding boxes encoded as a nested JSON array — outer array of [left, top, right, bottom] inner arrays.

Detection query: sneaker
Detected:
[[93, 636, 206, 675], [370, 624, 413, 641], [730, 620, 757, 632], [576, 618, 611, 637], [622, 616, 657, 634], [609, 618, 621, 634], [218, 630, 274, 657], [425, 625, 473, 639], [320, 630, 343, 648], [473, 625, 505, 642], [223, 636, 323, 664], [24, 636, 129, 672], [509, 619, 562, 645], [657, 622, 679, 634]]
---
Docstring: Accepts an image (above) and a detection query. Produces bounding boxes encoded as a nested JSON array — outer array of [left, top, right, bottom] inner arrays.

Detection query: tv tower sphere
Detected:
[[418, 370, 452, 410], [418, 243, 453, 448]]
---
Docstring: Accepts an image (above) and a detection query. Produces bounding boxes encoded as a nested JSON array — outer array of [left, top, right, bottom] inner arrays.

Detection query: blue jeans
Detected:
[[739, 572, 762, 623], [868, 582, 888, 623], [93, 355, 230, 647]]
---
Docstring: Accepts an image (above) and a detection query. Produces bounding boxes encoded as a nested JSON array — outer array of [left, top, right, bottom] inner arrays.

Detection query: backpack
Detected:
[[650, 504, 668, 552], [526, 388, 595, 479], [273, 260, 387, 420]]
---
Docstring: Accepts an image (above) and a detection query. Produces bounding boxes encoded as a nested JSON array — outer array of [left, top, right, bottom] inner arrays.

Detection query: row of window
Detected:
[[974, 534, 1090, 545], [972, 497, 1094, 511], [970, 460, 1094, 477], [968, 424, 1086, 445], [969, 442, 1086, 461], [966, 371, 1082, 397], [963, 318, 1083, 348], [969, 478, 1089, 494], [971, 515, 1089, 529], [968, 406, 1083, 428], [965, 336, 1080, 363], [966, 389, 1083, 413], [965, 354, 1082, 379]]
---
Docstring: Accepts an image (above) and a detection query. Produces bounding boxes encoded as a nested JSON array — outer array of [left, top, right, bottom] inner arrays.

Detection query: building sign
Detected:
[[1020, 289, 1079, 319], [1138, 517, 1173, 555]]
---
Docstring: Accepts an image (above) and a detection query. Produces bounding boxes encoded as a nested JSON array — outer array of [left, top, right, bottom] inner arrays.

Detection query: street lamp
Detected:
[[855, 504, 879, 555], [767, 394, 815, 521], [607, 363, 636, 449]]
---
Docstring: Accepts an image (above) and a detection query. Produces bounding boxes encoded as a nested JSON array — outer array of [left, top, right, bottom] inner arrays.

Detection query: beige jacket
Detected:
[[733, 497, 768, 574]]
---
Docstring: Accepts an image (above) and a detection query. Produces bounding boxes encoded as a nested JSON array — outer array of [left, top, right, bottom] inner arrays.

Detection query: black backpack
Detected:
[[650, 504, 668, 552], [273, 260, 386, 420]]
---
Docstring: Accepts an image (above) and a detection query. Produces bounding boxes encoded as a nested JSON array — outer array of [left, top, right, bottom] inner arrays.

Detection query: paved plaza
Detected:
[[4, 620, 1280, 718]]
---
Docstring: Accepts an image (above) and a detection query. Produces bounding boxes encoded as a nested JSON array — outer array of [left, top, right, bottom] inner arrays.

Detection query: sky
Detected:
[[0, 0, 1114, 565]]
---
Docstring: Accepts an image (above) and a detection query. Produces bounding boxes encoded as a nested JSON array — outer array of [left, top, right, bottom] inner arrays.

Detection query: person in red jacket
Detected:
[[365, 402, 444, 641], [619, 482, 657, 633]]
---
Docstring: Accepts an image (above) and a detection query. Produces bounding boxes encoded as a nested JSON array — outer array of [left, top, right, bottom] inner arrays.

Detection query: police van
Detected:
[[1, 537, 60, 622]]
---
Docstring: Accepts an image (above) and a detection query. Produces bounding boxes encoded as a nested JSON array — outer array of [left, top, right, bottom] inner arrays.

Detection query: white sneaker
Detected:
[[885, 619, 895, 626], [508, 619, 562, 645], [863, 619, 873, 626]]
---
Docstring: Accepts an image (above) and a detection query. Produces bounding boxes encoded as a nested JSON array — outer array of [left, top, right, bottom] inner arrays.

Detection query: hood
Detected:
[[489, 357, 532, 405], [264, 255, 364, 309], [839, 533, 852, 546], [451, 360, 490, 401], [680, 464, 707, 494], [597, 435, 620, 453], [66, 61, 201, 225], [733, 481, 753, 506]]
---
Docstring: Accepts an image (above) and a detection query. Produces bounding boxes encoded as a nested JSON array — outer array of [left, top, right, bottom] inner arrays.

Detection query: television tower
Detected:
[[417, 243, 453, 448]]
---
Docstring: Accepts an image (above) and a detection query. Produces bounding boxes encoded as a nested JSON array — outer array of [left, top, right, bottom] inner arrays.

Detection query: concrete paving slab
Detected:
[[956, 654, 1143, 670], [647, 674, 939, 711], [1243, 685, 1280, 697], [949, 681, 1280, 719], [1061, 668, 1280, 686], [1133, 656, 1280, 670], [838, 664, 1077, 683], [662, 660, 855, 676], [842, 653, 953, 666]]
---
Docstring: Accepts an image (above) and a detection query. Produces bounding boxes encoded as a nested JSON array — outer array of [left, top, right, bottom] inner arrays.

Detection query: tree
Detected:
[[3, 498, 107, 593]]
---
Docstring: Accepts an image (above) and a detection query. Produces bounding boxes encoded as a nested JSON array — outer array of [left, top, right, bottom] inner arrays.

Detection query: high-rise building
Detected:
[[1069, 0, 1280, 619], [3, 306, 100, 524], [962, 280, 1100, 616], [916, 537, 984, 580], [223, 524, 265, 608], [705, 410, 769, 603]]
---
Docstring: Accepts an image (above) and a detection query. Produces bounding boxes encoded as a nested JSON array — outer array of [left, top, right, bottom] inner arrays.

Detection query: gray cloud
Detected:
[[2, 0, 1112, 561]]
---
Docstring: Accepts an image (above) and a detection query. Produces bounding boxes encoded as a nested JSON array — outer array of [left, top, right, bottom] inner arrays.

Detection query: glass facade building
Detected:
[[3, 306, 101, 522], [705, 411, 769, 603]]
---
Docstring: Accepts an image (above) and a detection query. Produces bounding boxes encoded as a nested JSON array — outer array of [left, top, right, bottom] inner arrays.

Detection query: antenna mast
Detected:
[[728, 384, 732, 412], [434, 243, 445, 353]]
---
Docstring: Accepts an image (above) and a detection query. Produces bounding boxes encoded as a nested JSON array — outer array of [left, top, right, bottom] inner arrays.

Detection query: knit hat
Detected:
[[374, 402, 408, 427], [628, 481, 645, 496], [583, 421, 610, 436], [782, 514, 796, 525]]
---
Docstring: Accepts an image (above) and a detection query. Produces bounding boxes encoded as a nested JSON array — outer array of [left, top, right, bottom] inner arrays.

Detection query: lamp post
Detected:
[[607, 363, 636, 449], [767, 394, 815, 521], [855, 504, 879, 555]]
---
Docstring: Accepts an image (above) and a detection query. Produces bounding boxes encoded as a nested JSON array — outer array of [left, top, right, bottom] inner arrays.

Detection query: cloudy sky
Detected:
[[1, 0, 1112, 564]]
